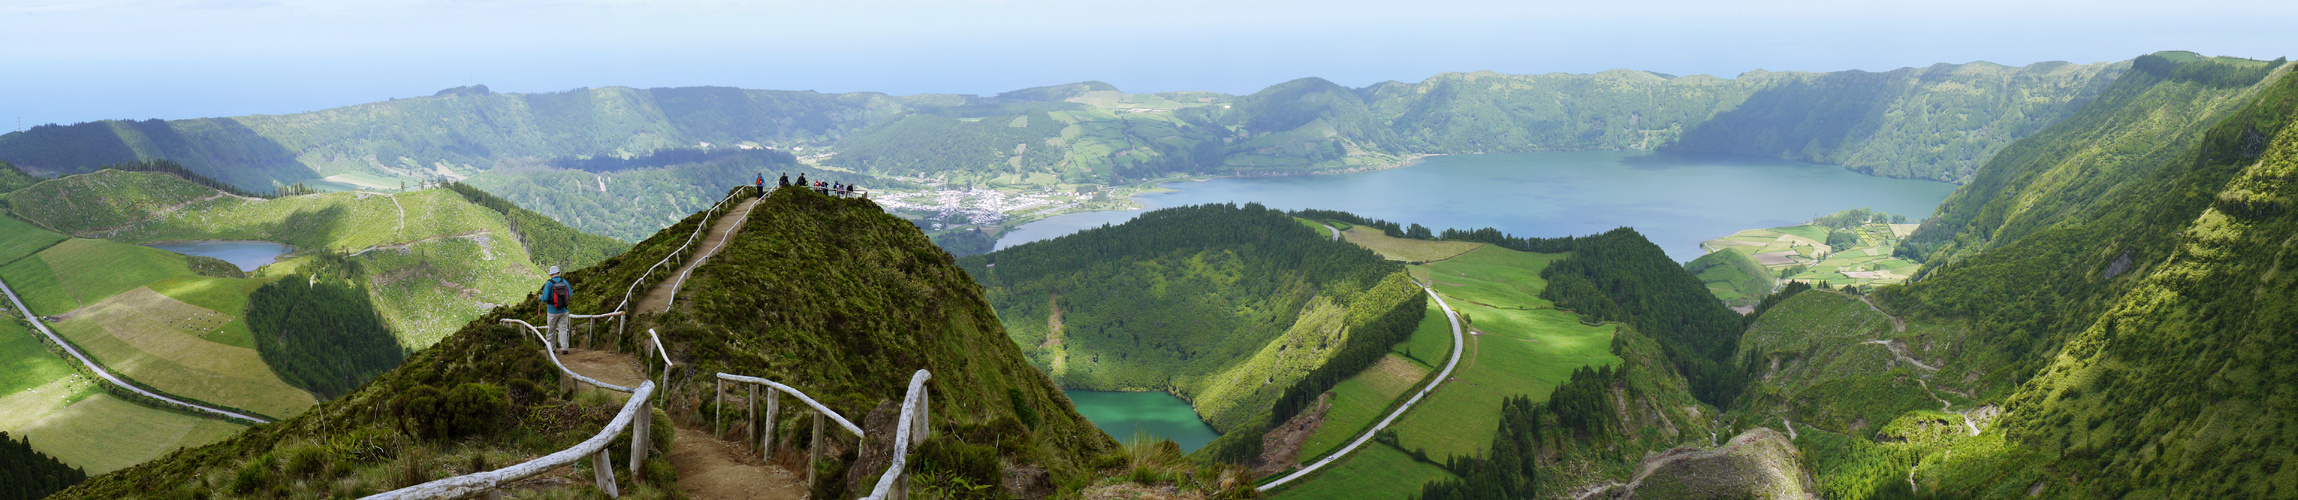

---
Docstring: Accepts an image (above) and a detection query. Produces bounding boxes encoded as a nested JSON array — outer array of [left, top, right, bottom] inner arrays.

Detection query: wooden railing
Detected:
[[710, 369, 930, 499], [360, 321, 678, 499]]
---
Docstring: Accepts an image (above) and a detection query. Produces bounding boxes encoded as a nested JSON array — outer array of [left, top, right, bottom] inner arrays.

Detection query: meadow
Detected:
[[52, 287, 316, 418]]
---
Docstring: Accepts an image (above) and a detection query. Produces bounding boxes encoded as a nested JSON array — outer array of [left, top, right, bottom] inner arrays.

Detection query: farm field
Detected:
[[51, 287, 317, 419], [1296, 354, 1430, 459], [6, 387, 246, 474], [3, 238, 198, 314], [1339, 227, 1482, 263], [1271, 442, 1452, 499], [1700, 220, 1923, 290], [1276, 241, 1617, 498], [0, 211, 67, 266], [0, 320, 76, 396]]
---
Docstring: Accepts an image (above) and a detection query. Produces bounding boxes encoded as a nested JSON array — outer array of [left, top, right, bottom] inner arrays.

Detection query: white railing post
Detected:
[[745, 384, 757, 444], [715, 378, 724, 437], [593, 449, 617, 497], [763, 387, 779, 458], [808, 411, 824, 490], [630, 407, 648, 478]]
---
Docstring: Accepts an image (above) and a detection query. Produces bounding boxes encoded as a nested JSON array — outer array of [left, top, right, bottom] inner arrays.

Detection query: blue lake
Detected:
[[1064, 390, 1221, 453], [999, 151, 1959, 262], [146, 240, 292, 272]]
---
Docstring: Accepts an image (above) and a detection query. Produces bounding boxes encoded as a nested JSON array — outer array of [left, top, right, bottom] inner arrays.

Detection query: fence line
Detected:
[[362, 320, 680, 499]]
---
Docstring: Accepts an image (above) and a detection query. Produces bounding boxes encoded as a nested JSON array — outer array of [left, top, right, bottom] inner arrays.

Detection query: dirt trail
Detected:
[[635, 197, 761, 314], [669, 425, 808, 500], [1861, 296, 1907, 333], [1861, 339, 1939, 372], [555, 349, 648, 390], [557, 348, 808, 498]]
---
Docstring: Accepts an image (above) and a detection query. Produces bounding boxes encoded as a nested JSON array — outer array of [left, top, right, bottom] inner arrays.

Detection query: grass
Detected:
[[1270, 445, 1452, 499], [52, 287, 317, 418], [146, 275, 269, 349], [9, 392, 247, 474], [0, 213, 68, 266], [18, 238, 196, 314], [1339, 227, 1482, 262], [1395, 301, 1455, 368], [1295, 354, 1427, 459], [1292, 217, 1335, 240], [0, 320, 76, 395]]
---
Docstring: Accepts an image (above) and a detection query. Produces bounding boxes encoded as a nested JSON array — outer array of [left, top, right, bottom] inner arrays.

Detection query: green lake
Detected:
[[1000, 151, 1959, 261], [1063, 390, 1221, 453]]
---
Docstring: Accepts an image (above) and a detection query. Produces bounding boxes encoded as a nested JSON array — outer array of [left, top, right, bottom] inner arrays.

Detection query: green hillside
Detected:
[[3, 168, 626, 347], [46, 186, 1144, 499], [958, 203, 1422, 432], [1673, 57, 2298, 498], [1667, 61, 2125, 182], [1898, 52, 2286, 267]]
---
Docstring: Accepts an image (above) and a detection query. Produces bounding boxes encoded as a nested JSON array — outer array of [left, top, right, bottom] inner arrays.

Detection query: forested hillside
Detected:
[[1897, 52, 2286, 268], [1667, 61, 2124, 182], [959, 203, 1423, 431]]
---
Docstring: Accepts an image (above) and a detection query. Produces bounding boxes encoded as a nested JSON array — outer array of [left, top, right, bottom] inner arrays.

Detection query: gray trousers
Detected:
[[548, 312, 571, 352]]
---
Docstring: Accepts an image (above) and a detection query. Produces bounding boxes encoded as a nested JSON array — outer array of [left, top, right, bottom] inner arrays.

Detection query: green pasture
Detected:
[[0, 214, 67, 266], [1292, 217, 1335, 239], [1271, 445, 1453, 499], [1297, 354, 1429, 459], [52, 288, 316, 418], [0, 238, 195, 314], [12, 393, 246, 474], [0, 320, 75, 396]]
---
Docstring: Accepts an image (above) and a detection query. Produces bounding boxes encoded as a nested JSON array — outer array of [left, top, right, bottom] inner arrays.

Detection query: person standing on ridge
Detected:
[[779, 172, 790, 188], [795, 173, 808, 191], [538, 266, 573, 355], [755, 172, 765, 198]]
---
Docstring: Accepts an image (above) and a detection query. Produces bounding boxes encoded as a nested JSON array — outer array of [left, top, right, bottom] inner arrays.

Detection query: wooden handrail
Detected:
[[862, 369, 932, 500], [713, 372, 866, 437], [500, 319, 634, 393], [359, 381, 656, 499]]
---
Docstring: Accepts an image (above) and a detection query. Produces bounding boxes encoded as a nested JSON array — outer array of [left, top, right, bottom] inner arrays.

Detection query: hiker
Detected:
[[538, 266, 573, 355], [755, 173, 765, 197], [779, 172, 790, 188], [795, 173, 808, 191]]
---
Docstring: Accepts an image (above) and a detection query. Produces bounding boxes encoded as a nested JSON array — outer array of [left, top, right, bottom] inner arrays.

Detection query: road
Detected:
[[0, 277, 271, 423], [1259, 278, 1464, 491]]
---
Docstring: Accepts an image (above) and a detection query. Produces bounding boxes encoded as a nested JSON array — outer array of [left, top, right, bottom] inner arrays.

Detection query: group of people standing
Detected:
[[756, 172, 864, 198]]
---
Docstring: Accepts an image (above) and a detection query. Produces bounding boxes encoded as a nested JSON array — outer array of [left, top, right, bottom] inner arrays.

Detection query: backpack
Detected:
[[547, 279, 570, 308]]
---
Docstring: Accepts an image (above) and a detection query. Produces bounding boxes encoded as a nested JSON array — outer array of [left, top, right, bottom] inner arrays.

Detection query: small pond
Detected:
[[145, 240, 292, 272], [1063, 390, 1221, 453]]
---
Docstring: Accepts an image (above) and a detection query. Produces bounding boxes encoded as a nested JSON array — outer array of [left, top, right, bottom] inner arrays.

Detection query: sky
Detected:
[[3, 0, 2293, 128]]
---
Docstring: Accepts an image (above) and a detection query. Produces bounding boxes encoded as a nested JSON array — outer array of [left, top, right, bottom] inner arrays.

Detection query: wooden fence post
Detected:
[[807, 411, 823, 490], [763, 388, 779, 459], [631, 408, 649, 478], [715, 378, 724, 437], [593, 449, 618, 497], [747, 384, 757, 446]]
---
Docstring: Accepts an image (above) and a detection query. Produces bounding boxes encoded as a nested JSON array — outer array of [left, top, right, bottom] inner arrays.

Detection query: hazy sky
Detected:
[[3, 0, 2292, 127]]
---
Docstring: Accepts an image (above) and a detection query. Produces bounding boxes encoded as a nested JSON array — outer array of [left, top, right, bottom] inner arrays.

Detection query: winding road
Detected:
[[0, 277, 272, 423], [1259, 278, 1464, 491]]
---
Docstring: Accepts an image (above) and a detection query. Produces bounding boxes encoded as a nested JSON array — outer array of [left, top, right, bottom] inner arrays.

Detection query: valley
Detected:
[[1, 47, 2293, 500]]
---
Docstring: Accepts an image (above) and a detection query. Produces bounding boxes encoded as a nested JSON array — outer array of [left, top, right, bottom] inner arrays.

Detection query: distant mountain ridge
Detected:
[[0, 58, 2142, 192]]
